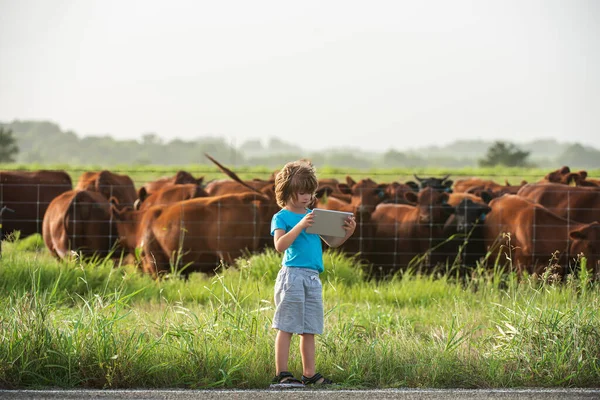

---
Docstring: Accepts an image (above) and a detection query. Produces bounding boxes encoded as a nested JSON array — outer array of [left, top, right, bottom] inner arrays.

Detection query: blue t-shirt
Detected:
[[270, 208, 324, 273]]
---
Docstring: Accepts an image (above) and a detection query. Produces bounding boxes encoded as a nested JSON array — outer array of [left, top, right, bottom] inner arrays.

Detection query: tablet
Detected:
[[306, 208, 354, 238]]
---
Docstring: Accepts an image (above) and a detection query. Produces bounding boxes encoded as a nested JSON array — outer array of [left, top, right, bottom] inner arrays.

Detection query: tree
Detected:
[[478, 141, 531, 167], [0, 127, 19, 162], [557, 144, 600, 169]]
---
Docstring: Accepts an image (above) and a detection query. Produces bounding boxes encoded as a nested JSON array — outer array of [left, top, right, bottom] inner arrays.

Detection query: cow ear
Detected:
[[337, 183, 352, 194], [578, 170, 588, 180], [315, 186, 333, 199], [346, 176, 356, 187], [138, 187, 148, 202], [405, 191, 418, 203]]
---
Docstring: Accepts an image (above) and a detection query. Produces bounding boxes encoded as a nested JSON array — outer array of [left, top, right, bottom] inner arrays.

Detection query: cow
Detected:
[[142, 170, 205, 194], [42, 190, 117, 260], [75, 170, 137, 207], [516, 183, 600, 224], [203, 154, 281, 250], [0, 170, 72, 239], [366, 187, 453, 277], [110, 192, 273, 278], [483, 194, 600, 278], [135, 183, 209, 211], [435, 198, 492, 274]]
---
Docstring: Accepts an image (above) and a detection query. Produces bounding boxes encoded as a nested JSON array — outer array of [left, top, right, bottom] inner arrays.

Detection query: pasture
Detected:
[[1, 165, 600, 389], [1, 235, 600, 389]]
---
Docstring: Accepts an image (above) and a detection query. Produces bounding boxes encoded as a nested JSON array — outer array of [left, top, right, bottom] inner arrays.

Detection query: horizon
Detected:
[[1, 0, 598, 152]]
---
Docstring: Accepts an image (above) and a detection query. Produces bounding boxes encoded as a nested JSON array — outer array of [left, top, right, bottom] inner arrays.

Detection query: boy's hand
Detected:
[[297, 211, 315, 230], [343, 215, 357, 236]]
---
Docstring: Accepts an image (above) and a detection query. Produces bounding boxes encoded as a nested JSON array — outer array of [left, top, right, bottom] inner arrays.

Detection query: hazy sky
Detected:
[[0, 0, 598, 152]]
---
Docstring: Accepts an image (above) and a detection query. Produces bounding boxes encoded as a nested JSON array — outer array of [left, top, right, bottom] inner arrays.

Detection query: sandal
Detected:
[[269, 371, 305, 389], [301, 372, 334, 386]]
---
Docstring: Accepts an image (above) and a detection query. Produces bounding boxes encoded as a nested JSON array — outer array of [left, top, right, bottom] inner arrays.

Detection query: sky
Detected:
[[0, 0, 598, 152]]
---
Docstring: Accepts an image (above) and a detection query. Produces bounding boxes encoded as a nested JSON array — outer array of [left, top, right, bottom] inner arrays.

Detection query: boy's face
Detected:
[[289, 192, 313, 209]]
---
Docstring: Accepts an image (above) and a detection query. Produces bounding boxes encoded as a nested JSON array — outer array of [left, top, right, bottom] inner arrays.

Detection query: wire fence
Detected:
[[2, 169, 599, 277]]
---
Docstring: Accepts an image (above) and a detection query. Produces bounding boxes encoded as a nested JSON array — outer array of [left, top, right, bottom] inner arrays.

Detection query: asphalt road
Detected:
[[1, 389, 600, 400]]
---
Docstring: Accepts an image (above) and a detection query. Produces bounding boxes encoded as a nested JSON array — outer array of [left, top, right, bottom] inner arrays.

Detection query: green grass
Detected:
[[1, 237, 599, 389], [3, 163, 598, 189]]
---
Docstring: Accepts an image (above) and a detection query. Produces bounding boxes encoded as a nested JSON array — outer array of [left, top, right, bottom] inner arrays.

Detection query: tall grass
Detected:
[[1, 239, 599, 389]]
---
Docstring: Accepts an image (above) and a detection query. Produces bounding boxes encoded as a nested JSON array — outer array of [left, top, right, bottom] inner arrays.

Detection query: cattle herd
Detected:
[[2, 159, 599, 280]]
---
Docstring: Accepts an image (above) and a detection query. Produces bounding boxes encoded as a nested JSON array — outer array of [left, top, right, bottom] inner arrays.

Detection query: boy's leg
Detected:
[[275, 330, 293, 375], [299, 333, 316, 378]]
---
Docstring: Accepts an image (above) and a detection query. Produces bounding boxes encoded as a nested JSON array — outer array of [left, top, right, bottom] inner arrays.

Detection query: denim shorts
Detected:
[[272, 266, 324, 335]]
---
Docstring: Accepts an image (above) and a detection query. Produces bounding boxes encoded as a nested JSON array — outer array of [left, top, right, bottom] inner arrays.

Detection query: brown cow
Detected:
[[0, 170, 72, 239], [143, 170, 204, 194], [75, 170, 137, 206], [110, 192, 273, 277], [42, 190, 117, 259], [135, 184, 209, 211], [366, 187, 452, 276], [483, 194, 600, 277], [517, 183, 600, 224]]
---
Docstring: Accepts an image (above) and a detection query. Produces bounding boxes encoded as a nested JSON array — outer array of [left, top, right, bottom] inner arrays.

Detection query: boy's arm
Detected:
[[273, 213, 315, 252]]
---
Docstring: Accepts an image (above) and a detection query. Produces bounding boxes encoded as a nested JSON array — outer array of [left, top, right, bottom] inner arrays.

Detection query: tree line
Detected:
[[1, 120, 599, 169]]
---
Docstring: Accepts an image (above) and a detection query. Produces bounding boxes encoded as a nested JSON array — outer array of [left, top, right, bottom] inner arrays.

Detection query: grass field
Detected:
[[1, 165, 599, 389], [1, 234, 599, 389]]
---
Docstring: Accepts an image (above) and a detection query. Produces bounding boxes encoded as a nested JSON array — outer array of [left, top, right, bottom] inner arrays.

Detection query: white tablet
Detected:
[[305, 208, 354, 238]]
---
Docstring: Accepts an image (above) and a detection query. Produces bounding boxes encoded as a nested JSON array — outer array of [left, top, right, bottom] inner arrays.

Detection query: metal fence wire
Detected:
[[2, 169, 599, 277]]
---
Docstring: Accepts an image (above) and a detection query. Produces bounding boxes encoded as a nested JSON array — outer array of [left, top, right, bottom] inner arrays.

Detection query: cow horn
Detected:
[[442, 174, 450, 181], [204, 153, 263, 195], [133, 198, 141, 210], [413, 174, 423, 182]]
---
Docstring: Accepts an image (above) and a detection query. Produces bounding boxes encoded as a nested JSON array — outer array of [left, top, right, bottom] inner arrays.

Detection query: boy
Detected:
[[270, 159, 356, 388]]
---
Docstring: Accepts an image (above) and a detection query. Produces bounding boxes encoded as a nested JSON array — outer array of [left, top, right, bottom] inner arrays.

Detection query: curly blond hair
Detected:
[[274, 159, 318, 208]]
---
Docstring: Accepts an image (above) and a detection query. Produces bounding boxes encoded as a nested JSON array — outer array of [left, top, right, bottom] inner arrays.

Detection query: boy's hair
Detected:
[[274, 159, 318, 208]]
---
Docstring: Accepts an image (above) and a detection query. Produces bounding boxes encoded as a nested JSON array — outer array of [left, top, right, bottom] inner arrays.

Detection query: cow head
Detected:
[[413, 174, 453, 193], [109, 198, 144, 252], [383, 182, 418, 204], [569, 222, 600, 277], [407, 187, 452, 224], [452, 198, 491, 233], [345, 176, 387, 213]]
